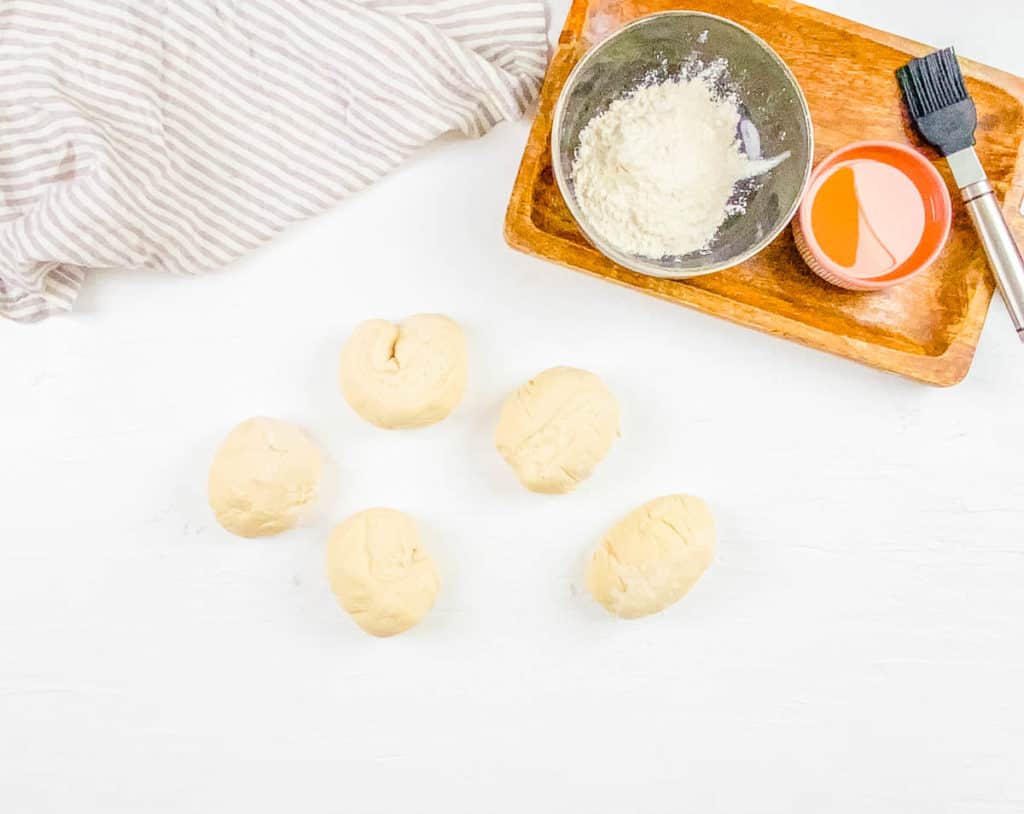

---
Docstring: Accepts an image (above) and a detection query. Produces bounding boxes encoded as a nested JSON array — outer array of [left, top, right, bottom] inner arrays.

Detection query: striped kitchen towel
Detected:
[[0, 0, 548, 322]]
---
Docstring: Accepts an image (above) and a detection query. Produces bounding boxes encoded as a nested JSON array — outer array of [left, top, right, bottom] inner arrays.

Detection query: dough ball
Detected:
[[495, 366, 619, 494], [340, 314, 467, 429], [208, 417, 322, 538], [586, 495, 715, 619], [326, 508, 440, 637]]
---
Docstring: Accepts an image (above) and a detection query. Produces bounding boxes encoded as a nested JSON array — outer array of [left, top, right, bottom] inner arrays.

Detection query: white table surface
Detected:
[[3, 2, 1023, 811]]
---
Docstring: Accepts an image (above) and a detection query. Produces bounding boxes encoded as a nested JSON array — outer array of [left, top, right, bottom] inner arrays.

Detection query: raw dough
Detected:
[[495, 366, 619, 494], [340, 314, 467, 429], [326, 508, 440, 637], [208, 417, 322, 538], [586, 495, 716, 619]]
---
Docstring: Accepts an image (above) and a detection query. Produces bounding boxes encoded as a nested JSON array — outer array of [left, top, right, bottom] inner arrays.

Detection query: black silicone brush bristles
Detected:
[[898, 47, 968, 117], [897, 48, 977, 156]]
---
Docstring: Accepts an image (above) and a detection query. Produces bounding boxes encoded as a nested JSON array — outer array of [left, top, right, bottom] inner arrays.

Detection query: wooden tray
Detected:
[[504, 0, 1024, 386]]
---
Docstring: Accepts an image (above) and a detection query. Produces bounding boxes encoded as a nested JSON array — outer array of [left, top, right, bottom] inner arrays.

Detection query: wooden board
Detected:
[[504, 0, 1024, 386]]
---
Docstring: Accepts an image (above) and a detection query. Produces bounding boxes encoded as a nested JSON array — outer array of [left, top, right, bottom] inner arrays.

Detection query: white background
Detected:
[[2, 1, 1023, 811]]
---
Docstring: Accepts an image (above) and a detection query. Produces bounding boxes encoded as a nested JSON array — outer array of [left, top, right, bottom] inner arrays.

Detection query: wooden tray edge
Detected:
[[506, 212, 987, 386]]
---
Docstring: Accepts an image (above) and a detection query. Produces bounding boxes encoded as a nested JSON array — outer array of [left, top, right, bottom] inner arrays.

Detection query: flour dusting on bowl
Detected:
[[571, 58, 788, 260]]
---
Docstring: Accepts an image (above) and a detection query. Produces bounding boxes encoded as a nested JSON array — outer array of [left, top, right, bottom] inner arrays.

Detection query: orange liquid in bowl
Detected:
[[810, 159, 926, 280]]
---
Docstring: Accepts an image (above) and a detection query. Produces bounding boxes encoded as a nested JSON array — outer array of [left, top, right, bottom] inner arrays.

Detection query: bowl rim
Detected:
[[795, 140, 953, 290], [551, 10, 815, 280]]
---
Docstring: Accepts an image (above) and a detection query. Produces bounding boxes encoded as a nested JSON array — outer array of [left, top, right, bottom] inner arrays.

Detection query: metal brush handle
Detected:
[[963, 180, 1024, 342]]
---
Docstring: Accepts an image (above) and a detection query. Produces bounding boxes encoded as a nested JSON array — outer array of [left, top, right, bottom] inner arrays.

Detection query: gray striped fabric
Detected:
[[0, 0, 548, 322]]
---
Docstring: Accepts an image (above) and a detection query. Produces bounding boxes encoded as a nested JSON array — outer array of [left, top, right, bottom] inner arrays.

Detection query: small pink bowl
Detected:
[[794, 141, 952, 291]]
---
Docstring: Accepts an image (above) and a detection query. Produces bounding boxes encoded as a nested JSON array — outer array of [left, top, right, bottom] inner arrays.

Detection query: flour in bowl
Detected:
[[571, 70, 779, 259]]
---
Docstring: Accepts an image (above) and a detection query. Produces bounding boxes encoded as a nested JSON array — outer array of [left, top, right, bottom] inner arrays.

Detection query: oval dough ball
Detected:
[[586, 495, 715, 619], [495, 366, 619, 494], [339, 314, 467, 429], [326, 508, 440, 637], [208, 417, 322, 538]]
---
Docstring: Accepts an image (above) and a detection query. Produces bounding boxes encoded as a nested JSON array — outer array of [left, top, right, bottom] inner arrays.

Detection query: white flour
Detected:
[[572, 71, 772, 259]]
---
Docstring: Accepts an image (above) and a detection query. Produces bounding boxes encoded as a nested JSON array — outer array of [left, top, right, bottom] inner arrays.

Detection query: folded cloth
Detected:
[[0, 0, 548, 322]]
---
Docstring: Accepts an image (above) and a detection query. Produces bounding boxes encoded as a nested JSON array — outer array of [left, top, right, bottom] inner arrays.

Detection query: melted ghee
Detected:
[[811, 160, 926, 279]]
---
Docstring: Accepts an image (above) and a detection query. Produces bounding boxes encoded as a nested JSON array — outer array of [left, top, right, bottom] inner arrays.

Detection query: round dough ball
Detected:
[[326, 508, 440, 637], [208, 417, 322, 538], [495, 367, 619, 494], [339, 314, 467, 429], [586, 495, 715, 619]]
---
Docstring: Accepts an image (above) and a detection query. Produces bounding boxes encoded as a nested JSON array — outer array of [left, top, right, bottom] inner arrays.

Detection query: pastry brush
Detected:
[[897, 47, 1024, 342]]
